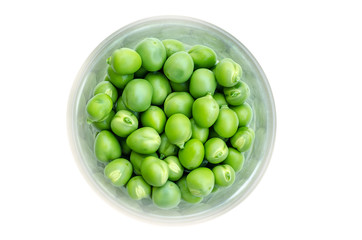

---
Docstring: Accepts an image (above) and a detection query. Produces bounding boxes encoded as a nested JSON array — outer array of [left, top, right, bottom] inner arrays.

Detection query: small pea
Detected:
[[213, 105, 239, 138], [135, 38, 167, 72], [178, 139, 204, 170], [109, 48, 142, 75], [186, 167, 215, 197], [224, 147, 245, 172], [140, 106, 166, 134], [212, 93, 227, 108], [130, 151, 158, 175], [104, 158, 133, 186], [111, 110, 138, 137], [163, 51, 194, 83], [122, 79, 153, 112], [223, 81, 250, 106], [204, 138, 229, 164], [189, 68, 217, 98], [231, 102, 253, 126], [106, 65, 133, 89], [92, 110, 115, 131], [145, 72, 171, 105], [177, 177, 203, 204], [126, 176, 151, 200], [192, 94, 219, 128], [188, 45, 217, 69], [230, 127, 255, 152], [126, 127, 161, 154], [164, 113, 192, 149], [212, 164, 235, 187], [162, 39, 185, 57], [190, 118, 209, 143], [94, 130, 121, 163], [164, 156, 184, 181], [86, 93, 113, 122], [93, 81, 118, 103], [213, 58, 242, 87], [152, 181, 181, 209], [141, 156, 169, 187], [163, 92, 194, 118], [158, 133, 178, 159]]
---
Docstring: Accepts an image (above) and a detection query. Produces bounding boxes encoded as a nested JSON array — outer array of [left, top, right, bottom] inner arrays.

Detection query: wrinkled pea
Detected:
[[140, 106, 166, 134], [213, 58, 242, 87], [163, 51, 194, 83], [109, 48, 142, 75], [231, 102, 253, 126], [86, 93, 113, 122], [189, 68, 217, 98], [94, 130, 122, 163], [122, 79, 153, 112], [186, 167, 215, 197], [145, 72, 171, 105], [230, 127, 255, 152], [126, 127, 161, 154], [141, 156, 169, 187], [104, 158, 133, 186], [164, 156, 184, 181], [126, 176, 151, 200], [163, 92, 194, 118], [178, 139, 204, 170], [152, 181, 181, 209], [177, 177, 203, 204], [192, 94, 219, 128], [213, 105, 239, 138], [204, 138, 229, 164], [111, 110, 138, 137], [165, 113, 192, 149], [158, 133, 178, 159], [188, 45, 217, 69], [223, 81, 250, 106], [136, 38, 167, 72]]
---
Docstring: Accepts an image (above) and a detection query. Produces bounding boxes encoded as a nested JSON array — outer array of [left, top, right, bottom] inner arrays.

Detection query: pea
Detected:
[[189, 68, 217, 98], [92, 110, 115, 131], [186, 167, 215, 197], [115, 97, 139, 119], [213, 58, 242, 87], [86, 93, 113, 122], [94, 130, 121, 163], [126, 127, 161, 154], [135, 38, 167, 72], [163, 92, 194, 118], [122, 79, 153, 112], [158, 133, 178, 159], [152, 181, 181, 209], [224, 148, 245, 172], [177, 177, 203, 204], [213, 105, 239, 138], [130, 151, 158, 175], [141, 156, 169, 187], [231, 102, 253, 126], [192, 94, 219, 128], [208, 128, 229, 142], [163, 51, 194, 83], [145, 72, 171, 105], [126, 176, 151, 200], [140, 106, 166, 134], [212, 93, 227, 108], [204, 138, 229, 164], [164, 156, 184, 181], [111, 110, 138, 137], [162, 39, 185, 57], [104, 158, 132, 186], [212, 164, 235, 187], [106, 66, 134, 89], [165, 113, 192, 149], [170, 80, 189, 92], [93, 81, 118, 103], [190, 118, 209, 143], [188, 45, 217, 69], [120, 139, 131, 157], [178, 139, 204, 170], [134, 66, 148, 78], [223, 81, 250, 106], [230, 127, 255, 152], [109, 48, 142, 75]]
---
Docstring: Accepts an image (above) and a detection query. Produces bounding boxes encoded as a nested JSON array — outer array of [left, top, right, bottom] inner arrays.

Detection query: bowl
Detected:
[[67, 16, 276, 224]]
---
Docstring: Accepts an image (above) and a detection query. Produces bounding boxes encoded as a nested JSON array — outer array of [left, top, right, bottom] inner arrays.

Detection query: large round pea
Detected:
[[122, 79, 153, 112], [163, 51, 194, 83], [163, 92, 194, 118], [104, 158, 132, 186], [230, 127, 255, 152], [115, 97, 139, 119], [135, 38, 167, 72], [141, 156, 169, 187], [190, 118, 209, 143], [126, 176, 151, 200], [186, 167, 215, 197], [111, 110, 138, 137], [126, 127, 161, 154], [165, 113, 192, 149], [213, 92, 228, 108], [170, 80, 189, 92], [223, 81, 250, 106], [204, 138, 229, 164], [140, 106, 166, 134], [189, 68, 217, 98], [86, 93, 113, 122], [106, 66, 133, 89], [231, 102, 253, 126], [164, 156, 184, 181], [152, 181, 181, 209], [94, 130, 121, 163], [213, 58, 242, 87], [188, 45, 217, 69], [224, 147, 245, 172], [130, 151, 158, 175], [192, 94, 219, 128], [212, 164, 235, 187], [177, 177, 203, 204], [110, 48, 142, 75], [178, 139, 204, 170], [92, 110, 115, 131], [93, 81, 118, 103], [145, 72, 171, 105], [213, 105, 239, 138], [162, 39, 185, 57], [158, 133, 178, 159]]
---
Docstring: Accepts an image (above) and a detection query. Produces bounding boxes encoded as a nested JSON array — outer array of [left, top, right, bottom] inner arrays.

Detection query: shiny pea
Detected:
[[106, 65, 133, 89], [110, 48, 142, 75], [163, 51, 194, 83], [192, 94, 219, 128], [93, 81, 118, 103], [190, 118, 209, 143], [158, 133, 178, 159], [164, 156, 184, 181], [231, 102, 253, 126], [152, 181, 181, 209], [141, 156, 169, 187], [94, 130, 121, 163], [122, 79, 153, 112], [86, 93, 113, 122], [189, 68, 217, 98], [213, 58, 242, 87], [188, 45, 217, 69], [92, 110, 115, 131], [135, 38, 167, 71], [186, 167, 214, 197], [212, 164, 235, 187], [230, 127, 255, 152], [223, 81, 250, 106], [145, 72, 171, 105], [162, 39, 185, 57], [104, 158, 132, 186], [163, 92, 194, 118], [177, 177, 203, 204], [140, 106, 166, 134], [111, 110, 138, 137], [126, 127, 161, 154], [212, 93, 227, 108], [170, 80, 189, 92], [178, 139, 204, 170], [204, 138, 229, 164], [126, 176, 151, 200], [164, 113, 192, 149], [224, 148, 245, 172], [130, 151, 158, 175], [213, 105, 239, 138]]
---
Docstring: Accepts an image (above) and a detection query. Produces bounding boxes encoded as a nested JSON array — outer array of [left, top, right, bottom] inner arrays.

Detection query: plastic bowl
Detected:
[[67, 16, 276, 224]]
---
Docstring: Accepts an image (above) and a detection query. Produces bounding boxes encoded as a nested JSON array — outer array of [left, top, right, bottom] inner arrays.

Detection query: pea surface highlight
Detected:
[[104, 158, 133, 186]]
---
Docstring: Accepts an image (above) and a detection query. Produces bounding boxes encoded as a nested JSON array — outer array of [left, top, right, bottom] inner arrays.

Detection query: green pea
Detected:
[[186, 167, 214, 197], [158, 133, 178, 159], [213, 105, 239, 138], [189, 68, 217, 98], [94, 130, 121, 163], [192, 94, 219, 128], [224, 148, 245, 172], [230, 127, 255, 152], [134, 66, 148, 78], [109, 48, 142, 75], [130, 151, 158, 175], [208, 128, 229, 142], [92, 110, 115, 131], [164, 156, 184, 181], [140, 106, 166, 134], [177, 177, 203, 204], [120, 138, 131, 157], [104, 158, 132, 186], [145, 72, 171, 105], [141, 156, 169, 187], [190, 118, 209, 143], [162, 39, 185, 57], [170, 80, 189, 92], [188, 45, 217, 69], [115, 97, 139, 119], [178, 139, 204, 170], [212, 164, 235, 187], [106, 65, 133, 89], [86, 93, 113, 122], [204, 138, 229, 164], [152, 181, 181, 209], [165, 113, 192, 149], [223, 81, 250, 106], [213, 93, 228, 108], [126, 127, 161, 154], [93, 81, 118, 103], [126, 176, 151, 200], [163, 92, 194, 118], [163, 51, 194, 83], [231, 102, 253, 126], [122, 79, 153, 112], [135, 38, 167, 72], [213, 58, 242, 87], [111, 110, 138, 137]]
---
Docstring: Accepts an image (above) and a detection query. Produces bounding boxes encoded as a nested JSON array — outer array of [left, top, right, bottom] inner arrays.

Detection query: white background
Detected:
[[1, 0, 361, 239]]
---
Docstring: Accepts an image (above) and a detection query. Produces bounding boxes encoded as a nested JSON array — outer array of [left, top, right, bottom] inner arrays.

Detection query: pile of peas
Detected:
[[86, 38, 254, 209]]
